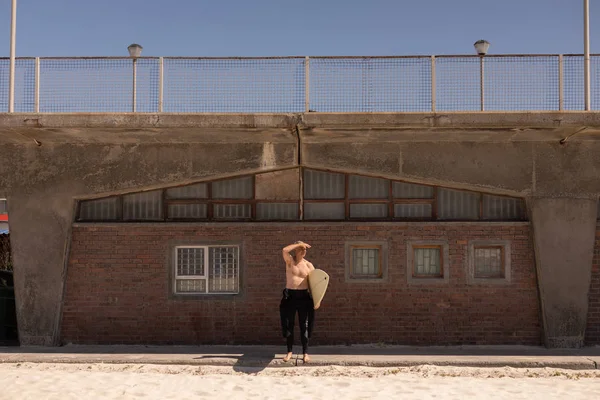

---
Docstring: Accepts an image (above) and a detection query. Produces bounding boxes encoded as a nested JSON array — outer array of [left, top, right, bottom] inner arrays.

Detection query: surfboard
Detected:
[[308, 269, 329, 310]]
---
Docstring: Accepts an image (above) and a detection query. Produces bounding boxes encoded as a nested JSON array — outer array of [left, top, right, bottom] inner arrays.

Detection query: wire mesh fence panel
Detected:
[[564, 55, 584, 111], [436, 57, 482, 111], [484, 56, 560, 111], [591, 55, 600, 110], [163, 58, 305, 112], [39, 58, 137, 112], [0, 58, 35, 112], [310, 57, 432, 112], [134, 58, 160, 113]]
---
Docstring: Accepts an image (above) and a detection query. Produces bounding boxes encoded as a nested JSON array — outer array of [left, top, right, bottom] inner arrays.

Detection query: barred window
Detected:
[[350, 246, 382, 279], [412, 246, 443, 278], [175, 246, 239, 295], [473, 246, 504, 278]]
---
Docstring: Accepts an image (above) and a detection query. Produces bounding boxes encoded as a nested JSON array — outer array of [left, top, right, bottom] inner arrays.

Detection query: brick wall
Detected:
[[585, 227, 600, 345], [61, 223, 541, 346]]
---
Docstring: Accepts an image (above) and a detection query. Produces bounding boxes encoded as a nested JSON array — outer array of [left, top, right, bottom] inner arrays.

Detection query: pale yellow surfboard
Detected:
[[308, 269, 329, 310]]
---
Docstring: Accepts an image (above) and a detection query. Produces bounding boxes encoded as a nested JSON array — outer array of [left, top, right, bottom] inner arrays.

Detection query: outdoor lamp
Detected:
[[128, 43, 143, 58], [474, 40, 490, 56]]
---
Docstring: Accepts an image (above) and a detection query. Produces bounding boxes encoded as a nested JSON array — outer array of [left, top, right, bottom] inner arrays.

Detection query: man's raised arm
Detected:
[[282, 241, 311, 265]]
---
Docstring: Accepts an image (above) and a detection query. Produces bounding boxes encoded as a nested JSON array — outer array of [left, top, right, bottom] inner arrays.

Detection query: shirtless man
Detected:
[[280, 241, 315, 363]]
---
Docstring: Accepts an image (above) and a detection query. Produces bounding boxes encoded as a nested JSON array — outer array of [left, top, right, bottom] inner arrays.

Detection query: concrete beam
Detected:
[[530, 197, 598, 348]]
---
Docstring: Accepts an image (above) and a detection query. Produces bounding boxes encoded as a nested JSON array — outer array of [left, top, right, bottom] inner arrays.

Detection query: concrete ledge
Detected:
[[3, 112, 600, 130], [0, 345, 598, 370]]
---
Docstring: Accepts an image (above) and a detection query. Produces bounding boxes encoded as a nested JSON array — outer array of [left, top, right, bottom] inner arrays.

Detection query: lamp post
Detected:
[[584, 0, 591, 111], [474, 40, 490, 112], [8, 0, 17, 113], [128, 43, 143, 112]]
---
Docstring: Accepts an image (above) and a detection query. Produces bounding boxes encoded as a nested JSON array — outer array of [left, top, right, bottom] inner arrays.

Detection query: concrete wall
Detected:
[[1, 112, 600, 347]]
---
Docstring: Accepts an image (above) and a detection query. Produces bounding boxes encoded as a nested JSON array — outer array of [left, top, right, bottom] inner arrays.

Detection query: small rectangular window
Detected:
[[413, 246, 443, 278], [212, 176, 253, 199], [0, 199, 7, 214], [304, 170, 345, 199], [256, 203, 299, 220], [394, 203, 432, 219], [168, 204, 207, 220], [482, 195, 525, 220], [123, 190, 163, 221], [348, 175, 389, 199], [304, 202, 345, 220], [349, 203, 388, 219], [350, 246, 382, 278], [474, 246, 505, 278], [79, 197, 119, 221], [174, 246, 239, 295], [437, 188, 479, 220], [214, 204, 252, 219]]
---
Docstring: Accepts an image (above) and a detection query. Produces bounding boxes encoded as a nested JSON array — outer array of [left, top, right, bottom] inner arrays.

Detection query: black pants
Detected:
[[279, 289, 314, 354]]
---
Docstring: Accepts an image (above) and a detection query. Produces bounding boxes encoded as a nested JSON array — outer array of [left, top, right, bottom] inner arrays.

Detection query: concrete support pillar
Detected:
[[530, 197, 597, 348], [9, 192, 74, 346]]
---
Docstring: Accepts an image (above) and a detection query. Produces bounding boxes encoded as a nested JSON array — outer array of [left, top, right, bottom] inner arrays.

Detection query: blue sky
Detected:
[[0, 0, 596, 57]]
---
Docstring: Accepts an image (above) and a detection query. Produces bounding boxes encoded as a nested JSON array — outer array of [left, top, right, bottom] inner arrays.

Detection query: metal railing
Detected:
[[1, 54, 599, 113]]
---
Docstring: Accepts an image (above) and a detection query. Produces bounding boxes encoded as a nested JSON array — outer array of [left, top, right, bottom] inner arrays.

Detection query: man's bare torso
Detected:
[[286, 259, 314, 290]]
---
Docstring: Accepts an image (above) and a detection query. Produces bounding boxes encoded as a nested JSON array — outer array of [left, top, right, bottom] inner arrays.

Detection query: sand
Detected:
[[1, 363, 599, 399]]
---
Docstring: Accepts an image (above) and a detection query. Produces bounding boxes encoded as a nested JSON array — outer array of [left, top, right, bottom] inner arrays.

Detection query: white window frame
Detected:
[[174, 245, 240, 295]]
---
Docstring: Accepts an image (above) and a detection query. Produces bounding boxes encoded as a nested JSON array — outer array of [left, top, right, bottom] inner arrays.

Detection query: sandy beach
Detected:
[[1, 363, 599, 400]]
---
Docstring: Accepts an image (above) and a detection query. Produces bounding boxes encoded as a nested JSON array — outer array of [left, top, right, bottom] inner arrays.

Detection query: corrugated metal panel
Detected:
[[212, 177, 253, 199], [166, 183, 208, 199], [393, 182, 434, 199], [304, 170, 345, 199], [437, 188, 479, 220], [348, 175, 389, 199], [123, 190, 163, 221], [304, 202, 345, 220], [79, 197, 119, 221], [256, 203, 299, 220], [349, 203, 387, 218], [394, 204, 432, 219], [168, 204, 207, 219], [214, 204, 252, 219], [352, 248, 379, 276], [482, 195, 525, 220]]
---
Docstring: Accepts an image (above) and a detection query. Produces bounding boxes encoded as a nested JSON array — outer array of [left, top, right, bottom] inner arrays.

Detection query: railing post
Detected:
[[34, 57, 40, 113], [558, 54, 564, 111], [8, 0, 17, 113], [305, 56, 310, 112], [132, 58, 137, 112], [479, 56, 485, 112], [431, 55, 436, 112], [158, 57, 164, 113]]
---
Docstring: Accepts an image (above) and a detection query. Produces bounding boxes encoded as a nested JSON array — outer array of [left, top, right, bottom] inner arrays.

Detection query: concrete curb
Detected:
[[0, 354, 597, 370]]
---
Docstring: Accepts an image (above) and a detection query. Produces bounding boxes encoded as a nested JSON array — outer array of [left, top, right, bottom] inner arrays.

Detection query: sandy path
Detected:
[[0, 363, 599, 400]]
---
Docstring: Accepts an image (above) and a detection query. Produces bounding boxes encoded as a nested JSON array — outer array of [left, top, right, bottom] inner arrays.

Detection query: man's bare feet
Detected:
[[282, 352, 293, 362], [303, 354, 310, 363]]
